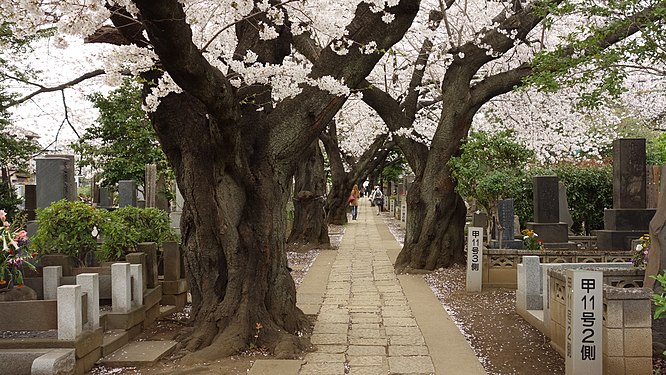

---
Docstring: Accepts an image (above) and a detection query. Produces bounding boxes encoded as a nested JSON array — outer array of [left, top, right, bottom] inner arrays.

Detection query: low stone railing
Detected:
[[515, 256, 652, 375], [483, 248, 632, 288]]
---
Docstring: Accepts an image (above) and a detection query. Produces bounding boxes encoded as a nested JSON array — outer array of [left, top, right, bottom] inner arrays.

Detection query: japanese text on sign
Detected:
[[466, 227, 483, 292], [565, 270, 602, 375]]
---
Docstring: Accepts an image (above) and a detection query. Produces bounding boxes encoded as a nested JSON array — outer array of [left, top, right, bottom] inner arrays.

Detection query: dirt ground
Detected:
[[90, 219, 569, 375]]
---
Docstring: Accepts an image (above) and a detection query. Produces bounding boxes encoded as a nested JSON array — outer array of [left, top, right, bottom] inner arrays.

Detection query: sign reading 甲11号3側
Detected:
[[466, 226, 483, 292], [565, 270, 602, 375]]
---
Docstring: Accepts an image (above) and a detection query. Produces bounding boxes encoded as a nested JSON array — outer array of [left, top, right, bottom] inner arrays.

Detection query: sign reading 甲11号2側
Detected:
[[466, 226, 483, 292], [565, 270, 602, 375]]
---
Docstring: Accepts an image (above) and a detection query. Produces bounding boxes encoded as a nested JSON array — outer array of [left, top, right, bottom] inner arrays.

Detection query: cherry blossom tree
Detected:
[[3, 0, 665, 359], [351, 0, 666, 272], [2, 0, 423, 359]]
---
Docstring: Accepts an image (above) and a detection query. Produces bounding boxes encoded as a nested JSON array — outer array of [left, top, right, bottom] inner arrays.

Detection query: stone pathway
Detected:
[[300, 205, 434, 375], [252, 200, 486, 375]]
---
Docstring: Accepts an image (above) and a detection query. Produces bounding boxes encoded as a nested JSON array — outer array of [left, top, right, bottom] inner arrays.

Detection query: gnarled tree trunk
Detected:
[[116, 0, 420, 362], [287, 141, 329, 251], [152, 93, 310, 360], [394, 170, 467, 273]]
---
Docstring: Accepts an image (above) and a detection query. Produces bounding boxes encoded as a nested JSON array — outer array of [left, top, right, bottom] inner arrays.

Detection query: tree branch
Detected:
[[5, 69, 105, 109], [132, 0, 240, 126]]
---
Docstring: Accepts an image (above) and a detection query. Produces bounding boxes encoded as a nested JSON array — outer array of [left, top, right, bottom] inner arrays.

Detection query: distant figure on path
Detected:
[[369, 185, 384, 215], [349, 184, 360, 220]]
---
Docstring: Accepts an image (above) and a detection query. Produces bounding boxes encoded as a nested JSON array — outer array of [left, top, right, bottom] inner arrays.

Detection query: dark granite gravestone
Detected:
[[490, 199, 522, 248], [24, 184, 36, 221], [118, 180, 137, 208], [614, 138, 646, 209], [35, 157, 76, 209], [533, 176, 559, 223], [527, 176, 575, 248], [596, 139, 656, 250], [99, 187, 112, 208], [472, 212, 488, 229]]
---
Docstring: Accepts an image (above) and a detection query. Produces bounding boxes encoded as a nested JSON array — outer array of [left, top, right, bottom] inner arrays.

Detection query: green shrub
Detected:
[[99, 206, 177, 262], [32, 200, 105, 262], [33, 201, 178, 263], [450, 130, 534, 215]]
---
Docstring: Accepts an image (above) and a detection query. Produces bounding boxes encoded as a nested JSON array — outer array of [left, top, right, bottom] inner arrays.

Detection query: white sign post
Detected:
[[565, 270, 603, 375], [466, 227, 483, 292]]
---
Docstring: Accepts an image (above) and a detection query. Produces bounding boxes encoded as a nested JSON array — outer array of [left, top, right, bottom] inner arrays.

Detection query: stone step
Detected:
[[102, 329, 129, 357], [248, 359, 302, 375], [158, 304, 177, 318], [99, 341, 177, 367]]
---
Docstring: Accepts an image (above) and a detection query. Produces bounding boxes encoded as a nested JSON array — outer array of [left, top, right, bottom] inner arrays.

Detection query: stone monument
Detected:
[[118, 180, 137, 208], [526, 176, 576, 248], [596, 139, 656, 250], [490, 199, 522, 248]]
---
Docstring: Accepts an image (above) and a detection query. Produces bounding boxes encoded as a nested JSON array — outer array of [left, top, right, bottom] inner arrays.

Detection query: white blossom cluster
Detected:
[[3, 0, 664, 159], [472, 87, 623, 162]]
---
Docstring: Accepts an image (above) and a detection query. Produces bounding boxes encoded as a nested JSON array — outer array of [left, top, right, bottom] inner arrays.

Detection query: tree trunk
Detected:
[[326, 168, 350, 225], [287, 141, 330, 251], [151, 93, 311, 361], [394, 170, 467, 273], [393, 100, 474, 273]]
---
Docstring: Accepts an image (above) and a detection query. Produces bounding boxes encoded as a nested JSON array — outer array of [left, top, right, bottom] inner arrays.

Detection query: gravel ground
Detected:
[[383, 214, 565, 375]]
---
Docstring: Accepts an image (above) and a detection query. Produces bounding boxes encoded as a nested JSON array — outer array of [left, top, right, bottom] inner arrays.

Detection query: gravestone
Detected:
[[527, 176, 576, 248], [559, 182, 574, 233], [145, 164, 157, 208], [35, 156, 76, 209], [472, 212, 488, 229], [490, 199, 522, 248], [24, 184, 36, 221], [99, 187, 113, 208], [156, 175, 170, 211], [118, 180, 137, 208], [169, 184, 184, 234], [533, 176, 559, 223], [596, 139, 656, 250]]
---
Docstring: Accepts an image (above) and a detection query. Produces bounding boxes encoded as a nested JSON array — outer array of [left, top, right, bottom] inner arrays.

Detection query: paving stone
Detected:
[[383, 317, 418, 326], [383, 298, 409, 306], [349, 328, 384, 338], [389, 335, 426, 345], [311, 333, 348, 345], [299, 362, 346, 375], [349, 337, 388, 346], [385, 326, 423, 336], [388, 345, 430, 356], [313, 323, 349, 334], [349, 306, 380, 313], [388, 356, 435, 374], [314, 345, 348, 353], [304, 352, 346, 362], [347, 345, 386, 356], [347, 355, 385, 367], [350, 323, 380, 330], [347, 366, 387, 375], [318, 314, 349, 323], [100, 341, 176, 367]]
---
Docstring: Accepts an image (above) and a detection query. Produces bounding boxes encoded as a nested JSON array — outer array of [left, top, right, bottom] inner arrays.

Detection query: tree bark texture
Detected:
[[127, 0, 420, 360], [287, 141, 330, 251], [151, 93, 310, 360]]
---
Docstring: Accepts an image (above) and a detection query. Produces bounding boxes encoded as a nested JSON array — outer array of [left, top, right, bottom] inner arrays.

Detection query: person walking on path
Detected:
[[369, 185, 384, 215], [348, 184, 360, 220]]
